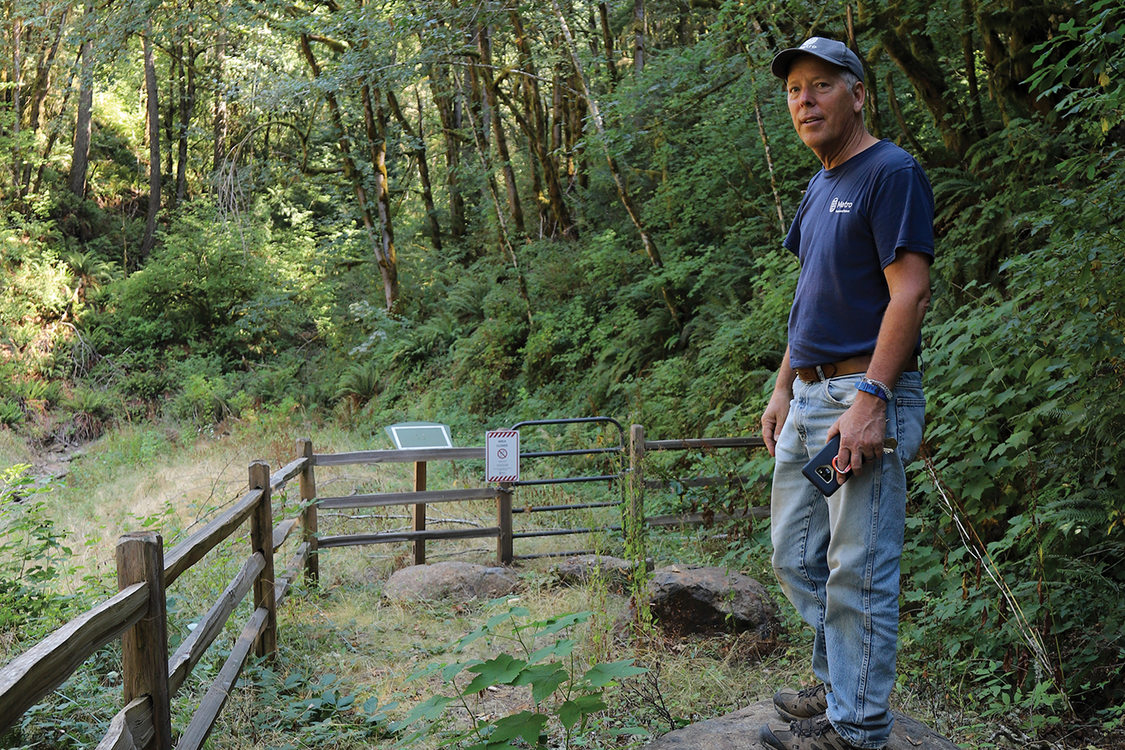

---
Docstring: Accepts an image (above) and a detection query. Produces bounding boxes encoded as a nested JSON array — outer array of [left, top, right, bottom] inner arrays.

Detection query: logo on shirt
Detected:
[[829, 197, 854, 214]]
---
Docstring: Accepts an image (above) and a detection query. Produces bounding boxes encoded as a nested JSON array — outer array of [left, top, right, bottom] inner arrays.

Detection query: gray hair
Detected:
[[839, 70, 861, 90]]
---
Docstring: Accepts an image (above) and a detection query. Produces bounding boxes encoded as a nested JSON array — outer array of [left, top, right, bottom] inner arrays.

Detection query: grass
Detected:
[[2, 416, 995, 749]]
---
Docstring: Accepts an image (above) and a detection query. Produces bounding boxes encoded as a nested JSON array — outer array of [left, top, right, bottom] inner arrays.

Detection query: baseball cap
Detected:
[[771, 37, 865, 83]]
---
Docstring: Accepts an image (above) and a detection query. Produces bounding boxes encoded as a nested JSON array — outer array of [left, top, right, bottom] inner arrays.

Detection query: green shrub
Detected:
[[0, 400, 24, 428], [169, 373, 232, 428], [0, 466, 71, 638], [106, 207, 269, 357]]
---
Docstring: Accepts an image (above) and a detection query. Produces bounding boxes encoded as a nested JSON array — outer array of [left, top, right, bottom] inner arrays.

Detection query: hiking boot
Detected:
[[772, 683, 829, 721], [759, 714, 879, 750]]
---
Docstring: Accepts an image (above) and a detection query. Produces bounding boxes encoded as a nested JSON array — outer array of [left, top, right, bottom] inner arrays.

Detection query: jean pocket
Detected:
[[825, 375, 862, 407], [893, 395, 926, 462]]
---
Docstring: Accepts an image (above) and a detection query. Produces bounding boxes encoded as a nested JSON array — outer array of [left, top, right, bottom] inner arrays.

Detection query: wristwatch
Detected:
[[857, 377, 892, 402]]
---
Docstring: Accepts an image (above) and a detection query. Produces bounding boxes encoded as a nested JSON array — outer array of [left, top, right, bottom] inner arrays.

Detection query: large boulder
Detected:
[[640, 699, 958, 749], [645, 565, 779, 639], [382, 561, 519, 603]]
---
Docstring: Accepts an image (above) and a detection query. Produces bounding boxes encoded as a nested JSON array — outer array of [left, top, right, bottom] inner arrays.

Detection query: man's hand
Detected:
[[762, 388, 792, 457], [828, 393, 887, 476]]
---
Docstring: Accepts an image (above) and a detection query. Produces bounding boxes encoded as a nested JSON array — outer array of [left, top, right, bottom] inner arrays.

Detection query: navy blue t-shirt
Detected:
[[784, 139, 934, 369]]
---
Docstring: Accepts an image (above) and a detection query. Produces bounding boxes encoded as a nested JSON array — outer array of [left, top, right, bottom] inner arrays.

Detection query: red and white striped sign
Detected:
[[486, 430, 520, 483]]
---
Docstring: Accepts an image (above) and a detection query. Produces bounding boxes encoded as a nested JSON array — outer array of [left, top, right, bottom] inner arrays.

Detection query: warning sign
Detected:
[[486, 430, 520, 483]]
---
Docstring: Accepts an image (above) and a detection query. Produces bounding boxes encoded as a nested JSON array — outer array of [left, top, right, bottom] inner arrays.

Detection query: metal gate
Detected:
[[508, 417, 627, 560]]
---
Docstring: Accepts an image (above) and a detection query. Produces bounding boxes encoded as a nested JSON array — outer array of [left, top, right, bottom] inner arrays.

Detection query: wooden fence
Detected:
[[0, 426, 764, 749]]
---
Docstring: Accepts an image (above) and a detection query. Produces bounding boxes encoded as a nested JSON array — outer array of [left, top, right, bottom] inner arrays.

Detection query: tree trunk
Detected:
[[141, 23, 162, 261], [478, 24, 526, 238], [176, 34, 196, 204], [212, 4, 228, 175], [386, 89, 443, 251], [68, 0, 95, 198], [165, 37, 176, 186], [300, 34, 398, 311], [28, 15, 70, 127], [961, 0, 986, 139], [428, 64, 467, 239], [459, 70, 534, 327], [878, 26, 974, 159], [509, 9, 574, 237], [633, 0, 645, 75], [599, 2, 618, 84], [11, 14, 24, 201], [361, 82, 400, 311]]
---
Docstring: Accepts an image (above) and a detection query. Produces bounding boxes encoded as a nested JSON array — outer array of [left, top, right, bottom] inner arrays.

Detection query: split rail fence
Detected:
[[0, 423, 764, 749]]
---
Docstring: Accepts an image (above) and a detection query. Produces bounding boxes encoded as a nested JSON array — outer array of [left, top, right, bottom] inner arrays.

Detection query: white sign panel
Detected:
[[486, 430, 520, 483]]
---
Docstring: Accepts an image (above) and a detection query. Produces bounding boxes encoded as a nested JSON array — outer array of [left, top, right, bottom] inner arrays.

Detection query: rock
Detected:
[[645, 565, 779, 639], [640, 699, 958, 749], [553, 554, 647, 593], [382, 561, 519, 603]]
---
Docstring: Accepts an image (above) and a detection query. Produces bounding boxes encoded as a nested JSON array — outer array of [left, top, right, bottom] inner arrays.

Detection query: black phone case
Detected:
[[802, 435, 851, 496]]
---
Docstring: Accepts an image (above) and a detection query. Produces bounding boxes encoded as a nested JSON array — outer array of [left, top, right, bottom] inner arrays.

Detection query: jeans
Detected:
[[770, 371, 925, 749]]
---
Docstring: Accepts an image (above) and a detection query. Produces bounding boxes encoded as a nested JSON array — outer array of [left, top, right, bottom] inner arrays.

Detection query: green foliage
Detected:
[[1026, 0, 1125, 143], [394, 603, 647, 749], [902, 109, 1125, 721], [105, 207, 270, 356], [241, 668, 396, 748], [0, 465, 71, 637]]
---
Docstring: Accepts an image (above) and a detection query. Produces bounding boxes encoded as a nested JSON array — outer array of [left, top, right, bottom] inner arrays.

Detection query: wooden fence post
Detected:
[[296, 438, 319, 586], [412, 461, 427, 565], [249, 460, 277, 659], [116, 531, 172, 750], [497, 482, 513, 565]]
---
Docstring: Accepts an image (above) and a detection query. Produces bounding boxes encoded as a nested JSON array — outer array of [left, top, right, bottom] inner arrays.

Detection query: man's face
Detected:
[[785, 56, 864, 160]]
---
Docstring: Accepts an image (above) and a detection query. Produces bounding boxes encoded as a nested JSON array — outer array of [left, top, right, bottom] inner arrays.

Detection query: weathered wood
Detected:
[[248, 461, 277, 659], [274, 541, 310, 603], [313, 446, 484, 465], [167, 552, 264, 696], [497, 484, 513, 565], [643, 436, 765, 451], [163, 488, 263, 586], [95, 696, 154, 750], [318, 487, 498, 509], [117, 532, 172, 750], [413, 461, 427, 565], [272, 517, 298, 551], [297, 438, 319, 586], [0, 583, 147, 734], [318, 527, 501, 549], [175, 607, 269, 750], [270, 456, 307, 492]]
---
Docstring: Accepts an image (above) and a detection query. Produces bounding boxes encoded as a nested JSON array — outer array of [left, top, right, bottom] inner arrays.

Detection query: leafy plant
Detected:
[[242, 667, 396, 748], [0, 465, 71, 636], [393, 603, 647, 749]]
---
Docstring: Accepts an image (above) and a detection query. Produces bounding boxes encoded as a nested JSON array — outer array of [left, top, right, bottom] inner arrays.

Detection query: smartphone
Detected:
[[802, 435, 851, 496]]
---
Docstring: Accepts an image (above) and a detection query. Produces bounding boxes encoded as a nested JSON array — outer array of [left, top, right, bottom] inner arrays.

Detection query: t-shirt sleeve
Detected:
[[869, 163, 935, 268]]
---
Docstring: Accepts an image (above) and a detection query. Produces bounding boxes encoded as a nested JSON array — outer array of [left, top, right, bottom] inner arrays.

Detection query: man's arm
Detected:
[[761, 345, 796, 457], [830, 250, 932, 474]]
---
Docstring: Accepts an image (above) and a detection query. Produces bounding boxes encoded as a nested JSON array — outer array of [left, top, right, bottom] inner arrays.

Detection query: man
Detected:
[[758, 37, 934, 750]]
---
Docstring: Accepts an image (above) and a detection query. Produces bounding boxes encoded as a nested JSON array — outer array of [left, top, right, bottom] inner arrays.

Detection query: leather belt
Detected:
[[794, 355, 918, 384]]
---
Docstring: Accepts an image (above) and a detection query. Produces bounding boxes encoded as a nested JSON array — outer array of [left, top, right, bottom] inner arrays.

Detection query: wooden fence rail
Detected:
[[0, 425, 765, 748]]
